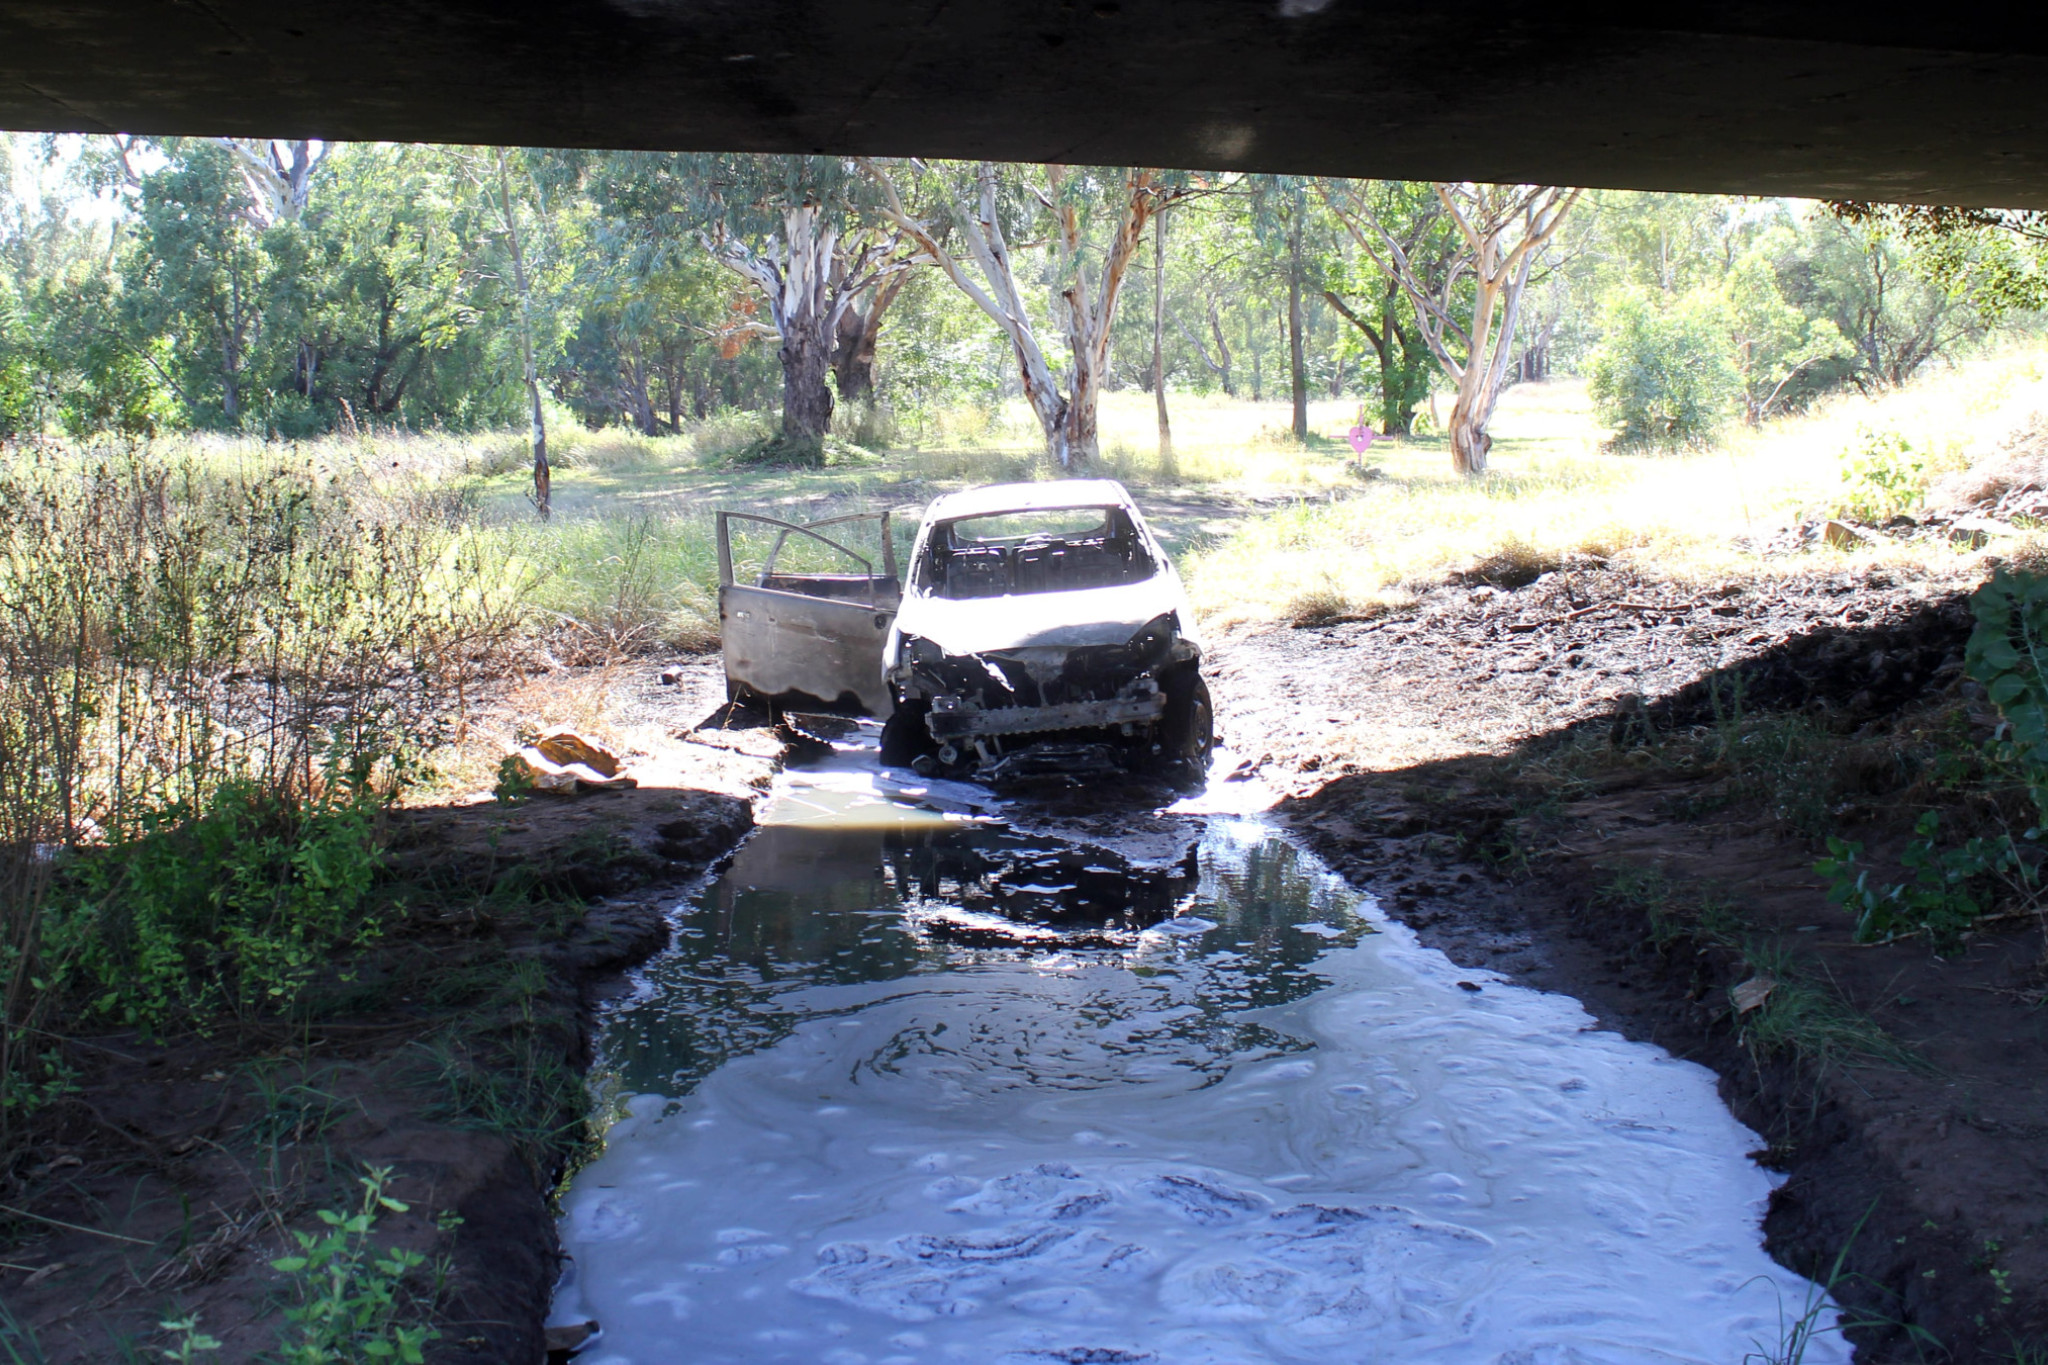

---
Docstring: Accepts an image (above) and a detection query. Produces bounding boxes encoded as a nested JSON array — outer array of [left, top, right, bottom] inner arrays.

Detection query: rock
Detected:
[[652, 792, 755, 862], [534, 727, 625, 777], [506, 739, 638, 795], [1948, 516, 2006, 550], [1822, 519, 1878, 550], [544, 1319, 599, 1357]]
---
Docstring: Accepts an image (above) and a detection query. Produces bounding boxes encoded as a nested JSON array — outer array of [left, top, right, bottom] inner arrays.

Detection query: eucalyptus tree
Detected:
[[212, 139, 326, 226], [119, 140, 280, 425], [453, 146, 569, 514], [1323, 181, 1579, 474], [293, 143, 509, 431], [1829, 199, 2048, 321], [589, 153, 914, 461], [1245, 176, 1322, 441], [1318, 180, 1450, 436], [1790, 211, 1987, 392], [864, 159, 1202, 469]]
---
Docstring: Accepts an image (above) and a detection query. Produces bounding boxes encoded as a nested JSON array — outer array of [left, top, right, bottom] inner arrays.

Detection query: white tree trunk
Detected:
[[493, 149, 549, 518], [863, 159, 1170, 472], [707, 204, 910, 459], [1322, 181, 1579, 476]]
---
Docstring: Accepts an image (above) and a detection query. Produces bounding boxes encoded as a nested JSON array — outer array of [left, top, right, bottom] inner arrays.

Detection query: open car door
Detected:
[[717, 510, 901, 716]]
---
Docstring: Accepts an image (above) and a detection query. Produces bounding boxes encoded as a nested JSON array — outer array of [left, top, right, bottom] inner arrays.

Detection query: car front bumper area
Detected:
[[925, 688, 1166, 741]]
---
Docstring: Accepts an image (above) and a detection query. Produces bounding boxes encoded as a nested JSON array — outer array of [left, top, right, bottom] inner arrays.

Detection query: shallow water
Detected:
[[555, 766, 1845, 1365]]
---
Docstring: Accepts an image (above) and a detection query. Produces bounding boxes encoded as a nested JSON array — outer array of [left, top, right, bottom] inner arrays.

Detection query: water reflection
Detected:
[[562, 797, 1843, 1365], [599, 817, 1360, 1103]]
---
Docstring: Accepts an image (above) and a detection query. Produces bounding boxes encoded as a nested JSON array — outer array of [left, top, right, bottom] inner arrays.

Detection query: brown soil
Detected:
[[0, 663, 770, 1363], [1211, 562, 2048, 1361]]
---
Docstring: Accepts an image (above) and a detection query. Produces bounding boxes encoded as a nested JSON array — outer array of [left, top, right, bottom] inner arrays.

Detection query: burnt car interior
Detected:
[[917, 507, 1157, 600]]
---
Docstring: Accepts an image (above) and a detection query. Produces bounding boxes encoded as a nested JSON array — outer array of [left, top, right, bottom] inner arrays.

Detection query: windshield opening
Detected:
[[917, 506, 1157, 600]]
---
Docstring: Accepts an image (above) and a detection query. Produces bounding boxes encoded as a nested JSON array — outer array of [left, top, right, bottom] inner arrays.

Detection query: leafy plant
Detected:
[[1835, 424, 1926, 523], [1967, 567, 2048, 818], [47, 779, 386, 1034], [1817, 812, 2029, 946], [1743, 1202, 1943, 1365], [156, 1317, 221, 1362], [492, 754, 537, 805], [270, 1167, 437, 1365]]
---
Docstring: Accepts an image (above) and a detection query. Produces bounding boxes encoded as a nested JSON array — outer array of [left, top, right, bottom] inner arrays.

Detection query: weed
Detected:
[[47, 779, 388, 1034], [0, 1301, 44, 1365], [411, 1025, 590, 1178], [1736, 942, 1921, 1072], [241, 1064, 350, 1148], [155, 1317, 221, 1361], [1817, 812, 2034, 946], [270, 1166, 437, 1365], [1597, 864, 1742, 951], [1835, 424, 1926, 524], [1743, 1203, 1943, 1365]]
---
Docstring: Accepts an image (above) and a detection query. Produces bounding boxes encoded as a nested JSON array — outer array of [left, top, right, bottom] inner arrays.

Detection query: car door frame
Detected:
[[716, 509, 901, 716]]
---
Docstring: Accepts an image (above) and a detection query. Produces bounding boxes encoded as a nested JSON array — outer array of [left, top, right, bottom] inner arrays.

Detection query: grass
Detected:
[[1592, 863, 1919, 1074], [1182, 351, 2048, 627]]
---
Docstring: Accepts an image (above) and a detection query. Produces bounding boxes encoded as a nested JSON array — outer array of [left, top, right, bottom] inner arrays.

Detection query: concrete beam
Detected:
[[4, 1, 2047, 205]]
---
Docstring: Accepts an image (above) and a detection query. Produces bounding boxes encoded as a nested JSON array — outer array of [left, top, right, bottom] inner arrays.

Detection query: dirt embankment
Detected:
[[1214, 564, 2048, 1361], [0, 667, 772, 1364]]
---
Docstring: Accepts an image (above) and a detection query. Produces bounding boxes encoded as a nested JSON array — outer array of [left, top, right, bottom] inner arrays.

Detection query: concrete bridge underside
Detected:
[[4, 1, 2048, 205]]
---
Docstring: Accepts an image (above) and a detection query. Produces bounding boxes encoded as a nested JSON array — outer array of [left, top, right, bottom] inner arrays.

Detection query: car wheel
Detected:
[[880, 697, 937, 768], [1160, 668, 1214, 775]]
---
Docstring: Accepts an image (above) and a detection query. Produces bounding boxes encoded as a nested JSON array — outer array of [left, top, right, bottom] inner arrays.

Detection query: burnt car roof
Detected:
[[922, 479, 1139, 523]]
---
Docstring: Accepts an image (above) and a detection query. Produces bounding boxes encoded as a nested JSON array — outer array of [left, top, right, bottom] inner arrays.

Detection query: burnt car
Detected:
[[878, 480, 1212, 782]]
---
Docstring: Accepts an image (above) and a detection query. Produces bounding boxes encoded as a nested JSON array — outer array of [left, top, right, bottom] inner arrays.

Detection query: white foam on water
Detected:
[[557, 818, 1844, 1365]]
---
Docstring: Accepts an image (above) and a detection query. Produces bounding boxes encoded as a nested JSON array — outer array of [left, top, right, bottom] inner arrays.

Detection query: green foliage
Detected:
[[1587, 288, 1741, 450], [492, 754, 537, 805], [49, 779, 386, 1033], [1834, 424, 1926, 522], [1805, 568, 2048, 947], [156, 1317, 221, 1362], [1816, 813, 2027, 947], [270, 1167, 437, 1365], [1966, 567, 2048, 818], [1723, 240, 1853, 423]]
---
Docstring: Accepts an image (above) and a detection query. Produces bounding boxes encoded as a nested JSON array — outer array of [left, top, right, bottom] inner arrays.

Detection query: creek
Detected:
[[552, 747, 1845, 1365]]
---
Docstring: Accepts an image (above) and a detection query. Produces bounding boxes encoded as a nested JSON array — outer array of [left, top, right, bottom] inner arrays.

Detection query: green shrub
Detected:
[[48, 779, 386, 1034], [1588, 288, 1741, 451], [1817, 812, 2029, 947], [1834, 424, 1926, 523], [271, 1167, 438, 1365], [1811, 568, 2048, 946], [1966, 567, 2048, 817]]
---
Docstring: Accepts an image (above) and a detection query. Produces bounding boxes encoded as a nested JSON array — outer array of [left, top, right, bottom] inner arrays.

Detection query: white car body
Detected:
[[880, 480, 1209, 782]]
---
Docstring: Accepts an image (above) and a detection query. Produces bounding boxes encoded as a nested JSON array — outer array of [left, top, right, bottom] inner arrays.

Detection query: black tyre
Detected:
[[879, 697, 937, 767], [1159, 668, 1215, 775]]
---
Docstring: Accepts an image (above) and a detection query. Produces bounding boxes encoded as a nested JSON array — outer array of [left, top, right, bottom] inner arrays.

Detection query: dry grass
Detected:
[[1182, 351, 2048, 628]]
